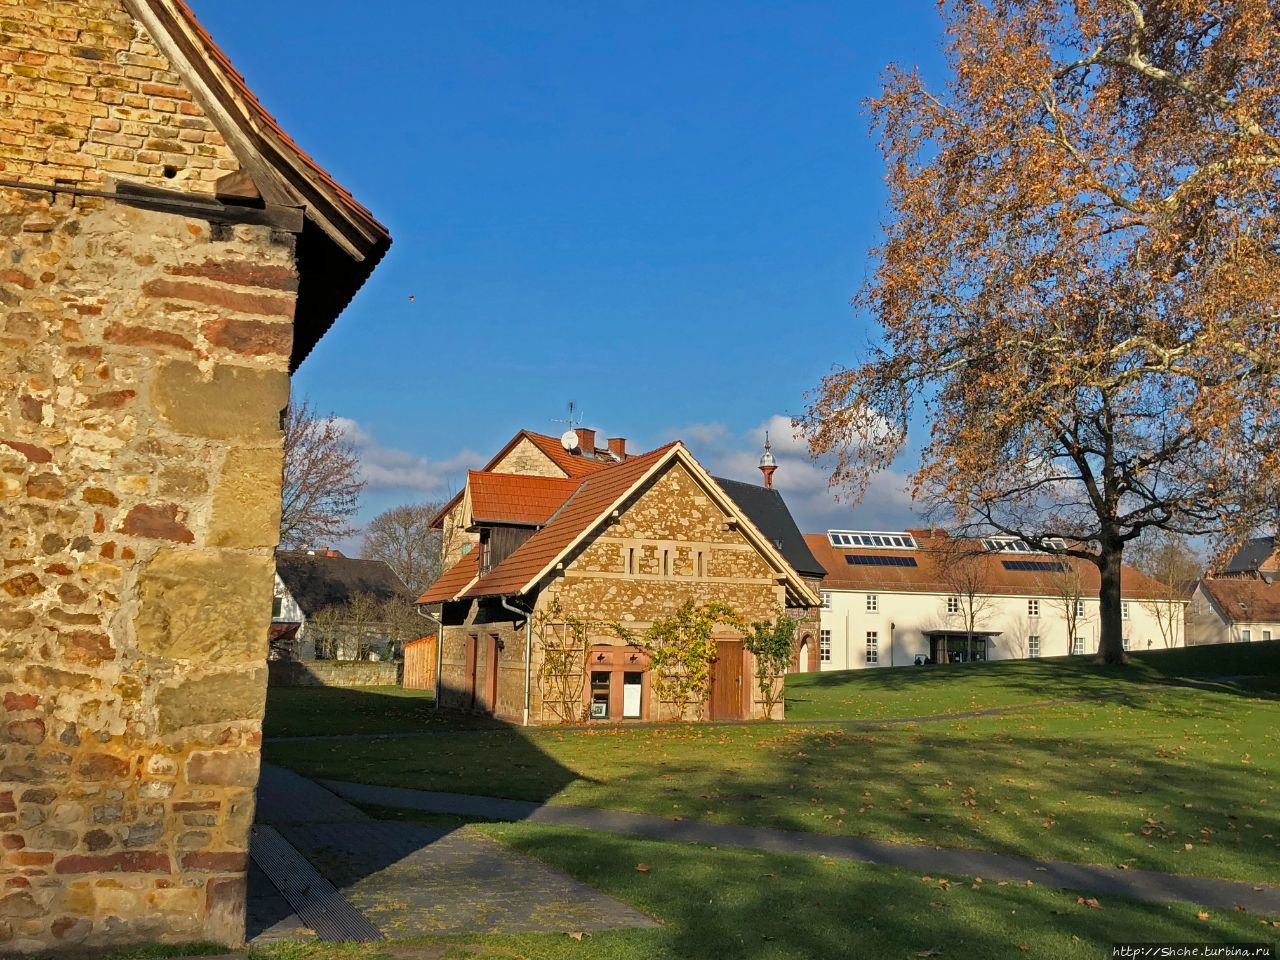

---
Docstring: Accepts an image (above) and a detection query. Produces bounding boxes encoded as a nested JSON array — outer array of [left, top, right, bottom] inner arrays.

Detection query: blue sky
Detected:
[[190, 0, 949, 540]]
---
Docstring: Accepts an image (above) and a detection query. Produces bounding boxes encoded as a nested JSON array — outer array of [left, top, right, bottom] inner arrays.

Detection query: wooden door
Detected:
[[484, 634, 500, 714], [709, 640, 745, 720], [464, 634, 478, 709]]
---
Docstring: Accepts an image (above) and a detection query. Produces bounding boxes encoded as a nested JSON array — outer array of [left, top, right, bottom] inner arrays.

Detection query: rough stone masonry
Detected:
[[0, 0, 389, 951]]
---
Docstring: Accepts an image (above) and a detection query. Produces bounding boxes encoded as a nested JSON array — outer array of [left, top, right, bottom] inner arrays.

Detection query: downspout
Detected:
[[500, 595, 533, 727], [414, 604, 445, 710]]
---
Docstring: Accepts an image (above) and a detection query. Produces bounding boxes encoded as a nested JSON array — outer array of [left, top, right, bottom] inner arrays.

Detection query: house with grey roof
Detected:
[[1188, 536, 1280, 646]]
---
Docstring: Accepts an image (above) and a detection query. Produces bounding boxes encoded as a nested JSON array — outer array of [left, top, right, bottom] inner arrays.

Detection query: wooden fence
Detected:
[[402, 634, 438, 692]]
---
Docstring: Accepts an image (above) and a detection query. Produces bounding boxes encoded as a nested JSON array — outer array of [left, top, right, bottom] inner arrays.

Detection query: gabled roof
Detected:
[[275, 552, 412, 616], [420, 443, 820, 606], [1217, 536, 1278, 576], [1199, 579, 1280, 624], [468, 472, 583, 526], [715, 476, 825, 580], [803, 532, 1172, 601], [431, 430, 623, 528], [125, 0, 391, 370]]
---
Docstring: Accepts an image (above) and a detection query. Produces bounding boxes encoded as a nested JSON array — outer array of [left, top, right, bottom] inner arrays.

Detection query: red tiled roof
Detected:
[[1201, 578, 1280, 623], [803, 533, 1171, 601], [417, 550, 480, 604], [463, 444, 681, 598], [468, 472, 581, 526], [431, 430, 629, 528]]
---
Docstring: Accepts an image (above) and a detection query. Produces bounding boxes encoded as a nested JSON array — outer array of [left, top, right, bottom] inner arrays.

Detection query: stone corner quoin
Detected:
[[0, 0, 382, 952]]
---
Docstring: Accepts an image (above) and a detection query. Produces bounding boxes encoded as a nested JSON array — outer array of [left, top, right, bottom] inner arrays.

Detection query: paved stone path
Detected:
[[323, 779, 1280, 916], [248, 765, 657, 943]]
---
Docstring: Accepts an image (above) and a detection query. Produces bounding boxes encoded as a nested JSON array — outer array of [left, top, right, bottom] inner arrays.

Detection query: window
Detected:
[[696, 551, 705, 578], [828, 531, 918, 550], [1265, 630, 1273, 642], [821, 591, 831, 609], [626, 547, 636, 575], [662, 549, 670, 578], [1075, 599, 1086, 617], [865, 631, 879, 664], [1071, 634, 1085, 655], [1028, 599, 1040, 618], [866, 594, 879, 613], [1122, 635, 1131, 651], [589, 671, 611, 719], [947, 596, 960, 615], [1241, 629, 1252, 643], [622, 672, 643, 719], [1028, 635, 1040, 658], [1122, 602, 1130, 620], [819, 630, 832, 663], [271, 596, 282, 618]]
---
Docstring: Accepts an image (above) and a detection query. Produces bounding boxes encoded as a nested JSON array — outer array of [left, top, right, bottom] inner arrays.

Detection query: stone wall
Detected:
[[267, 660, 400, 689], [0, 4, 297, 944]]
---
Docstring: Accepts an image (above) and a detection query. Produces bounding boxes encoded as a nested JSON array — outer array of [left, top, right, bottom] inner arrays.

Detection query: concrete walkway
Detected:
[[248, 765, 657, 943], [323, 779, 1280, 916]]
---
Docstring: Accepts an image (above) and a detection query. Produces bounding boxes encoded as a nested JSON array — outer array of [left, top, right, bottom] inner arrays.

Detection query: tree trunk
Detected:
[[1096, 544, 1126, 664]]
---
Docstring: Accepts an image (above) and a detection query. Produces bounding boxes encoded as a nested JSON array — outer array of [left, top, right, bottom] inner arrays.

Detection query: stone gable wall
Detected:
[[0, 0, 242, 192], [0, 3, 297, 947]]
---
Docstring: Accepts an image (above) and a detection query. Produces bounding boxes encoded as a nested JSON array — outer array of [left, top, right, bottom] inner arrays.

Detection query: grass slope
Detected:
[[265, 643, 1280, 883]]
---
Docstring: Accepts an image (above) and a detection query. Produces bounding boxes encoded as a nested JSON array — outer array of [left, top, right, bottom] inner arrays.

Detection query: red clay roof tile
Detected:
[[467, 472, 581, 526]]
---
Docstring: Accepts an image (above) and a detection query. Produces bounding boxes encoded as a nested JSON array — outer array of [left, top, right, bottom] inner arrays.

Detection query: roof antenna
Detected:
[[556, 401, 582, 452]]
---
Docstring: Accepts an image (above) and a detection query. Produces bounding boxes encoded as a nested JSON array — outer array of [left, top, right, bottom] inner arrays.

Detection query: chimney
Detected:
[[575, 428, 596, 457], [608, 437, 627, 460]]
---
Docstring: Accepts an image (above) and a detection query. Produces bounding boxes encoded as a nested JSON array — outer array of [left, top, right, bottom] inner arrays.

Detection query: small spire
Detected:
[[759, 431, 778, 488]]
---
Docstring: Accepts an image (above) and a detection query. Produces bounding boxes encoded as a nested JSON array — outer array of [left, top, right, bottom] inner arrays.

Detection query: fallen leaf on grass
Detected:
[[1197, 912, 1210, 921], [915, 950, 942, 957], [568, 931, 587, 941], [1076, 897, 1103, 909], [635, 863, 650, 873]]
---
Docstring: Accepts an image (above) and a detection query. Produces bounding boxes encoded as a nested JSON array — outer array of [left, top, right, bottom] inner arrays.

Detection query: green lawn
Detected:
[[74, 823, 1279, 960], [265, 643, 1280, 883], [263, 685, 503, 738]]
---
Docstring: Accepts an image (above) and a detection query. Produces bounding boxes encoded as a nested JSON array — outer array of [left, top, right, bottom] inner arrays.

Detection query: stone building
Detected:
[[1, 0, 387, 951], [419, 428, 819, 724]]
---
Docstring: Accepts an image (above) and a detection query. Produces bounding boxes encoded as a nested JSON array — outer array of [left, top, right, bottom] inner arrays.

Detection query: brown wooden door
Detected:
[[464, 634, 478, 709], [709, 640, 745, 720], [484, 634, 500, 715]]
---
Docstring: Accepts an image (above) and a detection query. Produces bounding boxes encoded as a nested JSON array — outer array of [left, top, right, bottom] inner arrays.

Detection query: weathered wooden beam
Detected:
[[214, 169, 261, 202], [0, 178, 303, 232]]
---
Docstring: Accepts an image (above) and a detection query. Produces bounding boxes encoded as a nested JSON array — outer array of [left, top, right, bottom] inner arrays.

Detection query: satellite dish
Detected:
[[561, 430, 580, 452]]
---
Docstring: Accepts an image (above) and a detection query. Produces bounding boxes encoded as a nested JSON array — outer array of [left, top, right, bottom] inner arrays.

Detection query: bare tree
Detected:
[[280, 399, 365, 550], [933, 537, 995, 661], [362, 501, 450, 595], [380, 596, 427, 661], [1130, 532, 1202, 648], [1046, 564, 1086, 656]]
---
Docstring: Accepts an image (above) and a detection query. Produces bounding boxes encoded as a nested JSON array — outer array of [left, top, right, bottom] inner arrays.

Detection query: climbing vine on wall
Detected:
[[533, 600, 594, 724], [744, 611, 797, 720], [616, 599, 743, 721]]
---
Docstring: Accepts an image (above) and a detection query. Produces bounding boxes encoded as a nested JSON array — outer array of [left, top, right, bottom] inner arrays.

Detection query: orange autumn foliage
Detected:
[[799, 0, 1280, 663]]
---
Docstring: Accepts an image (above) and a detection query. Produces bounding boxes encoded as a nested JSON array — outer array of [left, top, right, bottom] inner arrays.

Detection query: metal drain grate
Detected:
[[249, 825, 383, 942]]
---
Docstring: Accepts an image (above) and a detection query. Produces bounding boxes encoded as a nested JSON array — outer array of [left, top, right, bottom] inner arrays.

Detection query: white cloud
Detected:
[[674, 414, 918, 534], [330, 418, 485, 496]]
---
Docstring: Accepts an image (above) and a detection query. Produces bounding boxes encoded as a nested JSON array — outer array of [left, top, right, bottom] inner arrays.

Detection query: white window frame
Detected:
[[1074, 599, 1086, 618], [1028, 635, 1040, 658], [1241, 629, 1252, 643], [1027, 598, 1040, 618], [865, 630, 878, 664], [946, 596, 960, 615], [1122, 601, 1130, 621], [1071, 634, 1085, 655], [820, 591, 831, 610], [819, 629, 832, 663], [866, 594, 878, 613]]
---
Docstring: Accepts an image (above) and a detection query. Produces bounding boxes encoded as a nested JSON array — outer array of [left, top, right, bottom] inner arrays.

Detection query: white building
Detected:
[[803, 530, 1185, 670], [1188, 536, 1279, 646]]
